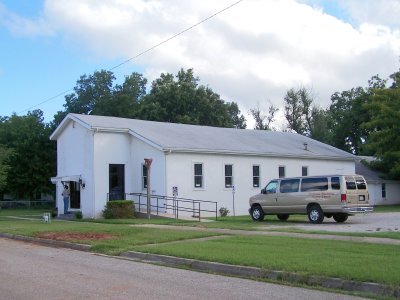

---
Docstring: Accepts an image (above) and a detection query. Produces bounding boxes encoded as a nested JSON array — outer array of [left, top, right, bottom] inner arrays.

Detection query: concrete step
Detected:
[[57, 213, 76, 220]]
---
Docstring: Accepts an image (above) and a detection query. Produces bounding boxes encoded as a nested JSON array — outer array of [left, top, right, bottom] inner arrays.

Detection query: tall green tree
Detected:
[[139, 68, 246, 128], [363, 70, 400, 179], [249, 104, 278, 130], [0, 145, 12, 192], [328, 87, 371, 154], [0, 110, 56, 199], [283, 87, 328, 140], [52, 71, 147, 128]]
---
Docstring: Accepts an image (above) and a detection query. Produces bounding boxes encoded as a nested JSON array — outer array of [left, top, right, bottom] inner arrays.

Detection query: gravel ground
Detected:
[[269, 212, 400, 233]]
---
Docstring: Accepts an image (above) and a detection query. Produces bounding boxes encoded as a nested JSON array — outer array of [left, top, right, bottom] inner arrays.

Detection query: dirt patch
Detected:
[[36, 232, 116, 241]]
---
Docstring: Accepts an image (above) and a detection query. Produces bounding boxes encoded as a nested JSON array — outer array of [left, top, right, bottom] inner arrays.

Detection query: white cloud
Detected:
[[4, 0, 400, 127], [0, 2, 54, 37], [339, 0, 400, 28]]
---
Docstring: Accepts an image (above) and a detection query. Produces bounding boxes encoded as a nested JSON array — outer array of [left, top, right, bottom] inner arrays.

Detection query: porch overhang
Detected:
[[51, 175, 81, 184]]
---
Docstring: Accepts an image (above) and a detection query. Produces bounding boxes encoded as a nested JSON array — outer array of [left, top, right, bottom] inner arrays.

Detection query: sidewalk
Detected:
[[129, 224, 400, 245]]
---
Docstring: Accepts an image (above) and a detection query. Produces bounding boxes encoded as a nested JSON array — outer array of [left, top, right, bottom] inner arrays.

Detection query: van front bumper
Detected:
[[342, 206, 374, 214]]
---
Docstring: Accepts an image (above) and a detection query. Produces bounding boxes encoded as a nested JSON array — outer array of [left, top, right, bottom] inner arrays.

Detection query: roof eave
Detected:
[[164, 148, 356, 161]]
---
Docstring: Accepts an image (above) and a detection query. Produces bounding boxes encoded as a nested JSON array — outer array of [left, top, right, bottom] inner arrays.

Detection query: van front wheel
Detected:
[[251, 205, 265, 221], [333, 213, 348, 223], [307, 205, 324, 224]]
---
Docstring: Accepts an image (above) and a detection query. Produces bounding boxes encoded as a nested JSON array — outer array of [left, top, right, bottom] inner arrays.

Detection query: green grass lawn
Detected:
[[0, 208, 52, 217], [134, 235, 400, 286], [0, 218, 221, 255], [374, 205, 400, 212]]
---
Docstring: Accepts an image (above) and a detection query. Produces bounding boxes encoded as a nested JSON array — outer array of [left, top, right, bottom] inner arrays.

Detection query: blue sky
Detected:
[[1, 0, 399, 127]]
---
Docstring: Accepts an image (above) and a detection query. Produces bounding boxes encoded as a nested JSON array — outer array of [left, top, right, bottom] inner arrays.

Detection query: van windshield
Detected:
[[265, 181, 277, 193]]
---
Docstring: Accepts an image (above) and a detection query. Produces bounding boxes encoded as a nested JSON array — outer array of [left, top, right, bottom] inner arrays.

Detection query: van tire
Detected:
[[277, 214, 289, 221], [307, 205, 324, 224], [333, 213, 348, 223], [250, 205, 265, 221]]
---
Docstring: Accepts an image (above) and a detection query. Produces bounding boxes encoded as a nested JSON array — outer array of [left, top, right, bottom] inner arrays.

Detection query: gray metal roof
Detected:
[[53, 113, 356, 160]]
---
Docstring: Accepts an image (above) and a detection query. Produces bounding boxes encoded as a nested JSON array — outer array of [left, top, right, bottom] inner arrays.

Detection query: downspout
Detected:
[[91, 128, 97, 218]]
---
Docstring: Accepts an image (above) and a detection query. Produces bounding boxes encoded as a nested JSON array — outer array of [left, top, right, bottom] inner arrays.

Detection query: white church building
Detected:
[[50, 113, 357, 219]]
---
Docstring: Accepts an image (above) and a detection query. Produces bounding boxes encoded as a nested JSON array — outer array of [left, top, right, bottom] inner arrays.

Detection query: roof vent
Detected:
[[303, 142, 308, 150]]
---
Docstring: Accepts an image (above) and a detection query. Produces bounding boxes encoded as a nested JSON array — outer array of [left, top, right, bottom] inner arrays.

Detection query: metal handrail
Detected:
[[125, 192, 218, 221]]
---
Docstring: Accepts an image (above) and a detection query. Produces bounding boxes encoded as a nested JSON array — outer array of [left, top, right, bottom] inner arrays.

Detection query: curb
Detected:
[[121, 251, 400, 298], [0, 233, 91, 251]]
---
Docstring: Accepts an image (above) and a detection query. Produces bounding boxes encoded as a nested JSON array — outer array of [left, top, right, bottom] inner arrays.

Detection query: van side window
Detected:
[[300, 177, 328, 192], [345, 176, 357, 190], [355, 177, 367, 190], [331, 177, 340, 190], [265, 181, 277, 193], [280, 179, 300, 193]]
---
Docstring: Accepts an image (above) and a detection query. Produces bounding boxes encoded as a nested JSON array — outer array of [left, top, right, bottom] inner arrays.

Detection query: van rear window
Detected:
[[345, 176, 357, 190], [301, 177, 328, 192], [355, 177, 367, 190], [280, 179, 300, 193]]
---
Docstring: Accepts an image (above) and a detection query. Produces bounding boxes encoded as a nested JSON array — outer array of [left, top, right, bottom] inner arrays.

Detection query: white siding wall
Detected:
[[91, 132, 166, 218], [56, 121, 94, 218], [165, 152, 355, 216], [130, 138, 166, 195], [92, 132, 132, 218], [368, 181, 400, 206]]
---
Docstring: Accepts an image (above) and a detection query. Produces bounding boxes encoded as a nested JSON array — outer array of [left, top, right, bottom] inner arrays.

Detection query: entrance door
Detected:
[[69, 181, 81, 209], [109, 164, 125, 200]]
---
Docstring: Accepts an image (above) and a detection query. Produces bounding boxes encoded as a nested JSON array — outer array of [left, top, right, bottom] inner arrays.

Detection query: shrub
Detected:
[[75, 211, 83, 220], [51, 207, 58, 218], [219, 207, 230, 217], [103, 200, 135, 219]]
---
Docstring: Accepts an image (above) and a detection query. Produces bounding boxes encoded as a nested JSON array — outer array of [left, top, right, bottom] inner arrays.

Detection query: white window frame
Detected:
[[252, 165, 260, 188], [141, 164, 148, 190], [279, 165, 285, 178], [302, 166, 308, 177], [224, 164, 233, 188], [194, 163, 204, 189]]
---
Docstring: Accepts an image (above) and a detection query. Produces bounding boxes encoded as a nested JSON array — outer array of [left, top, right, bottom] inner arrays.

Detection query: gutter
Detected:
[[160, 148, 357, 161]]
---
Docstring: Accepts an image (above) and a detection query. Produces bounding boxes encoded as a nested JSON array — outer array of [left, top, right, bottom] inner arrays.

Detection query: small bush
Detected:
[[219, 207, 230, 217], [75, 211, 83, 220], [51, 207, 58, 218], [103, 200, 135, 219]]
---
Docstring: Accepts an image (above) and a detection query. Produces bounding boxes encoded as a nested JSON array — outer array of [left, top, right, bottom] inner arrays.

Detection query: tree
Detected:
[[363, 70, 400, 179], [284, 87, 325, 136], [328, 87, 371, 154], [0, 110, 56, 199], [139, 68, 246, 128], [0, 145, 12, 192], [249, 104, 278, 130], [52, 71, 147, 128]]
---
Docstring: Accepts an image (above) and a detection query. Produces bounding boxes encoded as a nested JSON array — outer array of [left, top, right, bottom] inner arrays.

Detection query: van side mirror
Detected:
[[261, 188, 266, 194]]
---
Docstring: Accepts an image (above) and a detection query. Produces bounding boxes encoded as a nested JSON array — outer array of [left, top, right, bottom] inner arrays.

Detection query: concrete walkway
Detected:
[[130, 224, 400, 245]]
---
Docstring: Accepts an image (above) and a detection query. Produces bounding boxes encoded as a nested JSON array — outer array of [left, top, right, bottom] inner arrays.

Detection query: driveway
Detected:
[[267, 212, 400, 233]]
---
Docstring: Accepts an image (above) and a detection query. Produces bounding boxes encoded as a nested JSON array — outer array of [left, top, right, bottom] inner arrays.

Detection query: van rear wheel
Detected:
[[307, 205, 324, 224], [250, 205, 265, 221], [333, 213, 348, 223], [277, 214, 289, 221]]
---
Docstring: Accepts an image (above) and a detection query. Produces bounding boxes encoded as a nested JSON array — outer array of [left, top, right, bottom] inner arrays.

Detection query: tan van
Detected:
[[249, 175, 373, 224]]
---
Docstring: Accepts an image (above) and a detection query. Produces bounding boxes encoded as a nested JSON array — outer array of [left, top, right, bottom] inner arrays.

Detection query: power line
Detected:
[[18, 0, 244, 115]]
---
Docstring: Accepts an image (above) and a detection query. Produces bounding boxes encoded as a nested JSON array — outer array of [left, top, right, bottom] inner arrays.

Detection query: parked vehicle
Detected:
[[249, 175, 373, 224]]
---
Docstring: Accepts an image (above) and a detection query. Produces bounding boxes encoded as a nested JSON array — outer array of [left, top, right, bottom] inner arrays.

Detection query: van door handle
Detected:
[[275, 198, 278, 202]]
